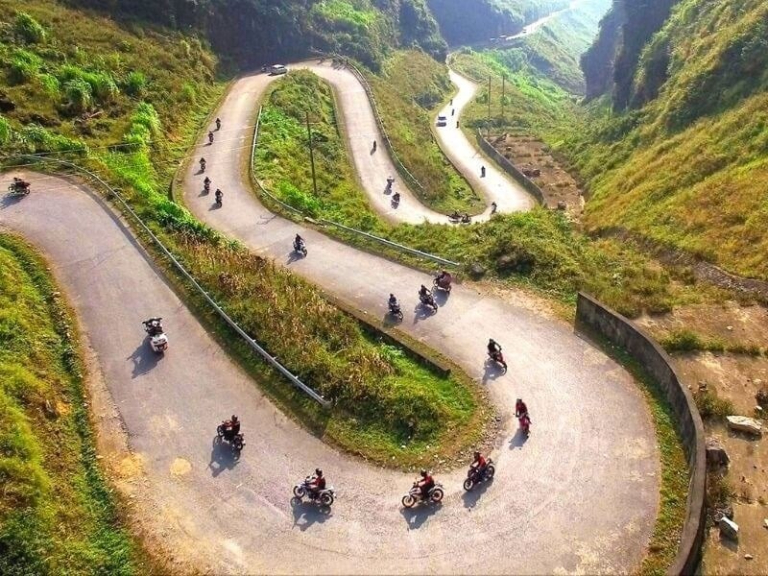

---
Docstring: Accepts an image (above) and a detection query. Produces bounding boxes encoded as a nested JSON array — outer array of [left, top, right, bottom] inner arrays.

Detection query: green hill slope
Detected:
[[567, 0, 768, 279]]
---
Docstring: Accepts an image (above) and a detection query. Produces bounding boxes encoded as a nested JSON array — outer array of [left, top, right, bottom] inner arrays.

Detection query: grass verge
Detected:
[[0, 233, 150, 575]]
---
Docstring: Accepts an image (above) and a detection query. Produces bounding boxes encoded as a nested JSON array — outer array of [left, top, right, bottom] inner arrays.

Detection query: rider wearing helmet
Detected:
[[488, 338, 502, 356], [388, 293, 398, 309], [309, 468, 326, 498], [418, 285, 430, 300], [470, 450, 487, 475], [417, 469, 434, 500], [515, 398, 528, 419]]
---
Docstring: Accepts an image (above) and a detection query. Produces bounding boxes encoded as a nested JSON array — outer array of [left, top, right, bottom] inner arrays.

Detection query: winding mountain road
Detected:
[[1, 45, 658, 573]]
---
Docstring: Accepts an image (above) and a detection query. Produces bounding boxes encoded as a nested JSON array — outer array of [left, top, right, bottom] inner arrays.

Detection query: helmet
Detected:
[[516, 398, 522, 404], [474, 450, 480, 458], [315, 468, 323, 477], [390, 293, 395, 299], [232, 415, 238, 422], [420, 469, 427, 477], [489, 338, 496, 344]]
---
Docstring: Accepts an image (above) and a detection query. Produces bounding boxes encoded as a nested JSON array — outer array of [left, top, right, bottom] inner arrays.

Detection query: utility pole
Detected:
[[502, 74, 506, 122], [487, 77, 492, 129], [305, 111, 318, 198]]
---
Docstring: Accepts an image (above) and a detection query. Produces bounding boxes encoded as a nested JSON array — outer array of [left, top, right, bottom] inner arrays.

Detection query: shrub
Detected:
[[277, 181, 321, 215], [14, 13, 46, 44], [84, 72, 118, 104], [36, 74, 61, 98], [64, 78, 92, 114], [124, 71, 147, 97], [18, 125, 87, 154], [660, 329, 704, 352], [180, 82, 196, 104], [8, 50, 42, 84], [694, 387, 734, 420], [124, 102, 160, 146]]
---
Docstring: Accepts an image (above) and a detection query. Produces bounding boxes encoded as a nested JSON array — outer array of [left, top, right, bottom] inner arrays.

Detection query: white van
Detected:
[[436, 115, 447, 127], [270, 64, 288, 76]]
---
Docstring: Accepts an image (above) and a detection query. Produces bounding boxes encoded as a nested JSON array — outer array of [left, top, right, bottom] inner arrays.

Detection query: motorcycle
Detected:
[[401, 482, 444, 508], [463, 459, 495, 491], [518, 412, 531, 436], [199, 159, 206, 172], [203, 181, 211, 194], [419, 291, 437, 311], [388, 302, 403, 320], [392, 192, 401, 206], [293, 239, 307, 257], [293, 477, 335, 507], [488, 349, 507, 373], [215, 190, 223, 207], [433, 272, 452, 293], [8, 178, 30, 196], [216, 423, 245, 452], [143, 318, 168, 353], [449, 212, 472, 224]]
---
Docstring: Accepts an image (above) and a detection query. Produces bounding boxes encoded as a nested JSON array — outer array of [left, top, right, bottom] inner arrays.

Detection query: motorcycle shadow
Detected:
[[127, 340, 162, 378], [209, 201, 222, 211], [481, 359, 505, 384], [509, 427, 529, 450], [462, 478, 492, 509], [433, 289, 450, 306], [208, 437, 240, 477], [290, 497, 332, 531], [400, 502, 442, 530], [287, 250, 306, 265], [382, 312, 403, 328], [412, 303, 437, 324], [1, 193, 27, 209]]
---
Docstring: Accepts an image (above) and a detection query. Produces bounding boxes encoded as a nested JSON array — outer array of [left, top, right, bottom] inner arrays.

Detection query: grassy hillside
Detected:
[[0, 235, 147, 575], [427, 0, 569, 45], [563, 0, 768, 280]]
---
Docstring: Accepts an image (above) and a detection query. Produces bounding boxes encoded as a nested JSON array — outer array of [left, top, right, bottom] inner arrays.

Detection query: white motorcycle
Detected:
[[143, 318, 168, 353], [401, 481, 444, 508]]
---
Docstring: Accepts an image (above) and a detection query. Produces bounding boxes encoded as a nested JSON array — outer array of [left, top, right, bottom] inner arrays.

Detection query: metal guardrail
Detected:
[[250, 105, 461, 268], [9, 155, 330, 408]]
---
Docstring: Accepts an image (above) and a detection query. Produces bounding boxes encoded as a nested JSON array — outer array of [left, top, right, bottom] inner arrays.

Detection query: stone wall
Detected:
[[575, 292, 706, 575]]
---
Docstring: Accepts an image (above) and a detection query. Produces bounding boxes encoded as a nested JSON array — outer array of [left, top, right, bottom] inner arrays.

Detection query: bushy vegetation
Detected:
[[66, 0, 446, 71], [366, 50, 483, 213], [0, 235, 145, 575]]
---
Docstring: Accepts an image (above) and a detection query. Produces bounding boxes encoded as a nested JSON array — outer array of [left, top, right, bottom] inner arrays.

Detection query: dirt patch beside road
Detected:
[[488, 133, 584, 216]]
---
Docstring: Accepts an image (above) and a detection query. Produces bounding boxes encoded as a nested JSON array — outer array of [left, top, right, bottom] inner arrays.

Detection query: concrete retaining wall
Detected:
[[475, 131, 545, 205], [575, 293, 706, 575]]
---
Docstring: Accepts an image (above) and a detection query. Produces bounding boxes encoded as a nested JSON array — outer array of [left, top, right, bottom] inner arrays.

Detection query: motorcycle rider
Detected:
[[199, 157, 206, 172], [392, 192, 401, 204], [416, 469, 435, 500], [488, 338, 502, 358], [11, 176, 30, 192], [203, 176, 211, 192], [480, 165, 486, 178], [294, 234, 305, 251], [470, 450, 487, 476], [215, 117, 222, 131], [388, 293, 400, 312], [418, 284, 431, 303], [215, 188, 223, 205], [143, 317, 164, 336], [222, 414, 240, 441], [308, 468, 326, 499], [208, 131, 214, 144], [435, 270, 450, 287], [490, 201, 498, 214], [385, 176, 394, 192], [372, 140, 377, 152], [515, 398, 529, 420]]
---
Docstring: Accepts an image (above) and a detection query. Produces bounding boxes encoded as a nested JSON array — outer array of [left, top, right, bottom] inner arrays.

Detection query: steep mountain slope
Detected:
[[427, 0, 569, 46], [65, 0, 446, 69], [568, 0, 768, 279]]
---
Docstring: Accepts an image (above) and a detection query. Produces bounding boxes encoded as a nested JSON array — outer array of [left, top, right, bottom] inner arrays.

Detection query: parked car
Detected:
[[436, 115, 447, 127], [270, 64, 288, 75]]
